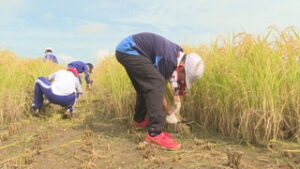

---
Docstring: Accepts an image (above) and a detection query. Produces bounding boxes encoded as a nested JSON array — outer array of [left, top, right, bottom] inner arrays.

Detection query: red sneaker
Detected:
[[164, 132, 174, 139], [132, 118, 148, 129], [145, 132, 181, 150]]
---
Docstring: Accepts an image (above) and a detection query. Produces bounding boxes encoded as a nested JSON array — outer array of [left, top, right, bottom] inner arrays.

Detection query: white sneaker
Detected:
[[166, 113, 179, 124]]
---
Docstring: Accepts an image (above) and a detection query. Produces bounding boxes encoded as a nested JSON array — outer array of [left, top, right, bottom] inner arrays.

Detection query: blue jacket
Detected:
[[43, 53, 58, 63], [116, 32, 183, 79], [67, 61, 92, 84]]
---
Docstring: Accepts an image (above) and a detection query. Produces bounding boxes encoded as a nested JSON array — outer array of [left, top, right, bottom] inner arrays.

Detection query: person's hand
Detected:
[[76, 93, 83, 98], [87, 83, 92, 90], [166, 111, 179, 124]]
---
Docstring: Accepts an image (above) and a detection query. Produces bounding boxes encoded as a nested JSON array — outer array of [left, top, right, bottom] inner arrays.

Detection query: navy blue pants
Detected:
[[33, 77, 76, 111], [116, 51, 165, 133]]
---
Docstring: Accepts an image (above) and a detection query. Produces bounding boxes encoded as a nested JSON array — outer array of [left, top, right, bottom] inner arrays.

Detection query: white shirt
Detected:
[[48, 70, 83, 96]]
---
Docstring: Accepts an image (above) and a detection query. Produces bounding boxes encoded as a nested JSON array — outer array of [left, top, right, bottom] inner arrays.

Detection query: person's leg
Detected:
[[46, 92, 76, 118], [47, 93, 76, 110], [63, 94, 76, 112], [134, 93, 147, 122], [116, 51, 165, 134], [33, 77, 51, 110], [126, 73, 147, 122]]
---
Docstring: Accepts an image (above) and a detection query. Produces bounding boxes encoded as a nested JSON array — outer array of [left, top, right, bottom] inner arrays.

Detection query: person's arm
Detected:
[[174, 95, 180, 104], [173, 95, 181, 114], [48, 72, 55, 81], [163, 96, 171, 114], [83, 65, 92, 89], [163, 95, 181, 112], [85, 74, 92, 90]]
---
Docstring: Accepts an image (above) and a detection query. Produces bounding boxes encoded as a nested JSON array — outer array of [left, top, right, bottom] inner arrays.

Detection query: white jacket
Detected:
[[48, 70, 83, 96]]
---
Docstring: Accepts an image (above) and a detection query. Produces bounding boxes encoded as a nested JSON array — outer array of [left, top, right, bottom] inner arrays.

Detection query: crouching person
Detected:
[[67, 61, 94, 90], [31, 67, 83, 118]]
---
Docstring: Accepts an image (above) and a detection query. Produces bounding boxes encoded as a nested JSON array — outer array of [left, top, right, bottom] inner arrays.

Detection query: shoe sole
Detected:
[[143, 139, 181, 151]]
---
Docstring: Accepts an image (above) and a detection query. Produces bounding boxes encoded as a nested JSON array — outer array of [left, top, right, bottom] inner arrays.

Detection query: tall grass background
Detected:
[[92, 57, 135, 119], [0, 27, 299, 144], [182, 27, 300, 144]]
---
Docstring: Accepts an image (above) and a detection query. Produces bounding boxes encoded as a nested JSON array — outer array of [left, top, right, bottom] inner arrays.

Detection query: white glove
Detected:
[[166, 112, 179, 124]]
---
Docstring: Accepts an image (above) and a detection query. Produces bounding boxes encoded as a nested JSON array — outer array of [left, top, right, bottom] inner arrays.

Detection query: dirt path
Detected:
[[0, 106, 299, 169]]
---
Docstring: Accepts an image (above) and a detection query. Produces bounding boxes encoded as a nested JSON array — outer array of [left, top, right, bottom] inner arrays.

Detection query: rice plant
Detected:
[[182, 27, 300, 144]]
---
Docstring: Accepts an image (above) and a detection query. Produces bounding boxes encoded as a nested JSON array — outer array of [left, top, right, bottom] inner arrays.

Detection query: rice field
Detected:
[[0, 27, 299, 145]]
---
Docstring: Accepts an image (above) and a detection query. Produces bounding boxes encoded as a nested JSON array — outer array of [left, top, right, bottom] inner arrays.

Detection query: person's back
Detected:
[[67, 61, 87, 74], [117, 32, 182, 78], [132, 32, 182, 63], [49, 70, 80, 96], [43, 47, 58, 63], [67, 61, 94, 89]]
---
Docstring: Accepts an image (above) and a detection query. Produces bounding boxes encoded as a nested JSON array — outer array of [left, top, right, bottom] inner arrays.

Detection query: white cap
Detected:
[[185, 53, 205, 89]]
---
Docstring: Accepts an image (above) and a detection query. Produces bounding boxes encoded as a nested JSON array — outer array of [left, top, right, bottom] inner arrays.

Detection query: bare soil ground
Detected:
[[0, 101, 299, 169]]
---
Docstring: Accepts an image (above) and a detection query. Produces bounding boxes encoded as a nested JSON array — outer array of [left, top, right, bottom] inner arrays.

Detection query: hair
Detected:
[[87, 63, 94, 73], [45, 49, 52, 53]]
